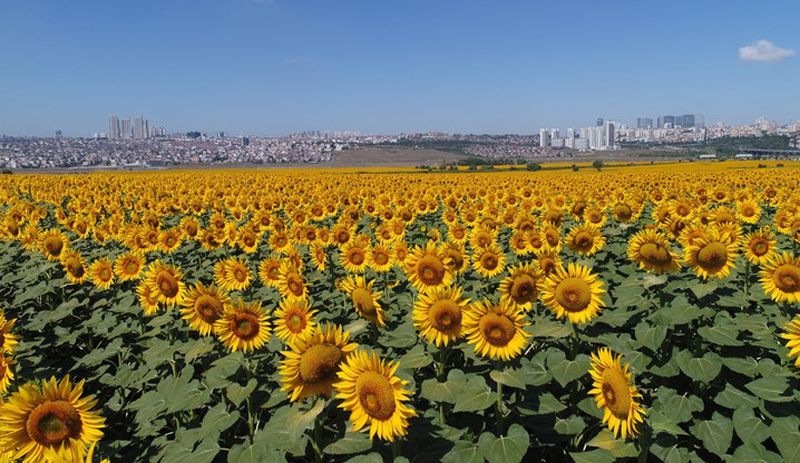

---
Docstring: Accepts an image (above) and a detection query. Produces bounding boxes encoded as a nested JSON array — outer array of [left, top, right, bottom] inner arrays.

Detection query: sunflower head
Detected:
[[340, 276, 385, 327], [180, 283, 231, 336], [405, 243, 453, 291], [472, 243, 506, 279], [627, 229, 680, 274], [499, 262, 542, 310], [780, 317, 800, 368], [588, 348, 646, 439], [274, 297, 317, 344], [213, 299, 271, 352], [760, 253, 800, 304], [541, 262, 606, 324], [462, 299, 531, 361], [413, 285, 469, 347]]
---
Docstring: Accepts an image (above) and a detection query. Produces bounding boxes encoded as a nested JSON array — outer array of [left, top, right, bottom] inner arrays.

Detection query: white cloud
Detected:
[[739, 39, 796, 63]]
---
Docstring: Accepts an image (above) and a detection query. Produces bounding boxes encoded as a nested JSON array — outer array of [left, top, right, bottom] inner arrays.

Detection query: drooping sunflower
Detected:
[[499, 262, 542, 311], [743, 226, 778, 266], [310, 243, 329, 272], [136, 281, 161, 316], [683, 228, 738, 280], [566, 224, 606, 257], [627, 229, 681, 274], [214, 257, 252, 292], [0, 375, 105, 463], [405, 243, 453, 292], [60, 249, 88, 285], [113, 252, 144, 282], [0, 312, 19, 355], [39, 229, 68, 262], [279, 323, 358, 401], [213, 299, 271, 352], [540, 262, 606, 324], [180, 283, 231, 336], [334, 350, 416, 442], [143, 260, 186, 306], [588, 348, 646, 439], [273, 297, 317, 344], [472, 243, 506, 279], [760, 253, 800, 303], [87, 258, 115, 290], [412, 285, 469, 347], [340, 276, 385, 327], [780, 317, 800, 368], [462, 299, 531, 361]]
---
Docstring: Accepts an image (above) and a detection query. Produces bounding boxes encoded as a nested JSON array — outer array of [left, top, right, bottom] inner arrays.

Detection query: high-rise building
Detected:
[[539, 128, 549, 147], [133, 117, 144, 139], [55, 130, 63, 138], [550, 128, 560, 143], [596, 118, 604, 127], [657, 115, 675, 129], [120, 119, 132, 139], [637, 117, 653, 129], [605, 121, 616, 148], [108, 115, 120, 139]]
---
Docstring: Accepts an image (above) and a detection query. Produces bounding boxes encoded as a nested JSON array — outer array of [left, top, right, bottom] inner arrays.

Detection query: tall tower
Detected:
[[108, 115, 120, 139], [539, 128, 549, 147], [605, 121, 616, 149], [121, 119, 132, 139]]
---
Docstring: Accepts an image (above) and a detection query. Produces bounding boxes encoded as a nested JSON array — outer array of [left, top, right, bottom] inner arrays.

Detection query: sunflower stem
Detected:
[[494, 361, 505, 435], [391, 439, 402, 460], [637, 426, 652, 463], [744, 260, 751, 299]]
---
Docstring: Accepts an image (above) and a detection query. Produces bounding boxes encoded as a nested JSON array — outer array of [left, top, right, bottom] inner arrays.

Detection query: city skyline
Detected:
[[1, 1, 799, 136]]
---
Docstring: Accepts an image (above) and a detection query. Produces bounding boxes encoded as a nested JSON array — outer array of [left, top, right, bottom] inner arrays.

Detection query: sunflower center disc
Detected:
[[417, 255, 445, 285], [288, 313, 305, 331], [374, 252, 389, 265], [555, 278, 592, 312], [349, 250, 365, 265], [481, 254, 498, 270], [352, 288, 376, 316], [156, 271, 179, 298], [697, 242, 728, 272], [356, 371, 396, 420], [601, 369, 632, 418], [27, 400, 82, 445], [195, 295, 222, 322], [774, 265, 800, 292], [125, 261, 139, 274], [479, 312, 516, 347], [234, 268, 246, 282], [751, 240, 768, 256], [574, 232, 593, 250], [231, 314, 259, 340], [44, 237, 62, 256], [444, 250, 464, 270], [287, 275, 304, 296], [299, 344, 342, 383], [510, 275, 537, 303], [429, 300, 462, 332]]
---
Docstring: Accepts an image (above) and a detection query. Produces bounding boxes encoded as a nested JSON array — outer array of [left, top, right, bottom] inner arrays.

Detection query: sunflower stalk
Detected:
[[494, 361, 506, 435], [311, 402, 325, 463]]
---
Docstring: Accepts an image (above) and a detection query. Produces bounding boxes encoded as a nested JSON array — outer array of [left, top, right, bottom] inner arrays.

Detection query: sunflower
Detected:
[[462, 299, 531, 361], [238, 229, 260, 254], [334, 350, 416, 442], [310, 243, 329, 272], [760, 253, 800, 303], [566, 224, 606, 256], [472, 243, 506, 279], [780, 317, 800, 368], [159, 228, 183, 253], [60, 249, 88, 285], [213, 299, 271, 352], [273, 297, 317, 344], [366, 244, 394, 273], [627, 229, 681, 274], [499, 262, 542, 310], [180, 283, 231, 336], [278, 264, 308, 300], [39, 229, 68, 262], [683, 228, 738, 280], [340, 276, 385, 327], [588, 348, 646, 439], [87, 258, 115, 290], [743, 226, 777, 266], [405, 243, 453, 292], [541, 262, 605, 324], [214, 257, 252, 292], [0, 375, 105, 463], [393, 241, 410, 267], [143, 260, 186, 307], [136, 281, 161, 316], [279, 323, 358, 401], [269, 231, 292, 253], [469, 226, 498, 250], [440, 241, 469, 275], [340, 242, 369, 274], [0, 356, 14, 394], [113, 252, 144, 282], [0, 312, 19, 355], [412, 285, 469, 347], [258, 256, 283, 288], [737, 199, 762, 225]]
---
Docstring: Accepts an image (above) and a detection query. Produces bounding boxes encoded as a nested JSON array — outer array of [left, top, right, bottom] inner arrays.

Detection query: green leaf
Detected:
[[490, 367, 526, 390], [397, 344, 432, 369], [519, 352, 551, 386], [324, 431, 373, 455], [421, 369, 466, 404], [714, 384, 759, 410], [441, 441, 482, 463], [675, 351, 722, 383], [201, 403, 240, 435], [634, 321, 667, 351], [723, 356, 760, 377], [746, 377, 792, 402], [661, 295, 701, 325], [649, 411, 688, 436], [661, 393, 703, 423], [691, 412, 733, 458], [555, 415, 586, 435], [378, 322, 416, 348], [585, 429, 638, 458], [568, 449, 615, 463], [453, 376, 495, 413], [547, 350, 590, 387], [226, 378, 258, 407], [477, 424, 530, 463], [689, 280, 718, 299], [698, 323, 741, 346], [732, 407, 771, 444], [773, 432, 800, 462], [531, 317, 573, 339]]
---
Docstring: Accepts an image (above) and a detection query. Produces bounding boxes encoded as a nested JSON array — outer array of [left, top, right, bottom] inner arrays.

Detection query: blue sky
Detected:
[[0, 0, 798, 136]]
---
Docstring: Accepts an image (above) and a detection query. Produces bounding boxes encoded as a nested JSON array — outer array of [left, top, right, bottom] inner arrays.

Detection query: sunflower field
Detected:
[[0, 163, 799, 463]]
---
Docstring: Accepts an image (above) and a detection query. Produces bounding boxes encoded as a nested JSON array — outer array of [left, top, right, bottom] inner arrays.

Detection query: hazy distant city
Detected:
[[1, 113, 798, 169]]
